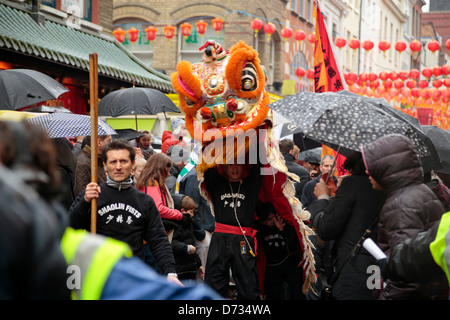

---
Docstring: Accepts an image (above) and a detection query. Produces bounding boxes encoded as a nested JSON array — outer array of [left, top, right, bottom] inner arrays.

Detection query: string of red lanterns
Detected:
[[112, 17, 225, 44], [113, 21, 448, 56], [343, 66, 450, 106]]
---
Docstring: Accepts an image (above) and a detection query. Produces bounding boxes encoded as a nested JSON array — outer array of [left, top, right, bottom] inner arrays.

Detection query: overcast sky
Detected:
[[423, 0, 429, 12]]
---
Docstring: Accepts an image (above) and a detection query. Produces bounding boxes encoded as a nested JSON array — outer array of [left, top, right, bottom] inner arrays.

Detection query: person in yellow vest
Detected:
[[62, 227, 222, 300]]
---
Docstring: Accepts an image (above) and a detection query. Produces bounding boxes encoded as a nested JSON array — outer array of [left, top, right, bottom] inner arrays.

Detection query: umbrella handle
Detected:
[[325, 146, 340, 184]]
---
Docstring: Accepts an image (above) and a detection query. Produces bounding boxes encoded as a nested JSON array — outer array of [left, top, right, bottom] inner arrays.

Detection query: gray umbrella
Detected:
[[27, 113, 116, 138], [98, 87, 180, 117], [423, 125, 450, 174], [0, 69, 69, 110], [269, 90, 441, 173]]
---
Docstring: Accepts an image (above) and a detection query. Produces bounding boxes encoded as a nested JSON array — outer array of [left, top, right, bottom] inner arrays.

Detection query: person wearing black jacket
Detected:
[[361, 134, 447, 300], [309, 152, 386, 300], [170, 196, 204, 282], [255, 201, 304, 300], [202, 162, 263, 299], [69, 139, 180, 285], [279, 139, 310, 199]]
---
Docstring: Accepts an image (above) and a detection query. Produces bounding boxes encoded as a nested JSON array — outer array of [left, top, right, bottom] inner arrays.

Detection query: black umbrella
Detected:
[[98, 87, 180, 117], [337, 90, 423, 129], [0, 69, 69, 110], [112, 128, 145, 141], [269, 90, 441, 173], [423, 125, 450, 174]]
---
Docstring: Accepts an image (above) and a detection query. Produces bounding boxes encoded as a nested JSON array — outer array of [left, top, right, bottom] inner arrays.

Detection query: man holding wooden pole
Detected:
[[69, 54, 181, 285]]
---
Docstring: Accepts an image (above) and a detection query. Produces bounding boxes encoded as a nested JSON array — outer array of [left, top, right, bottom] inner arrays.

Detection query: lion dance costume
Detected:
[[171, 40, 316, 296]]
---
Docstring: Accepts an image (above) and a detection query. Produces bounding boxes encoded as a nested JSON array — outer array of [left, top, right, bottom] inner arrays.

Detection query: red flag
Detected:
[[313, 0, 346, 93], [313, 0, 348, 175]]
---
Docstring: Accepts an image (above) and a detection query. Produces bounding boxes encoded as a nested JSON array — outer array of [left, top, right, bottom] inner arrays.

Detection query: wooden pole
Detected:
[[89, 53, 98, 234]]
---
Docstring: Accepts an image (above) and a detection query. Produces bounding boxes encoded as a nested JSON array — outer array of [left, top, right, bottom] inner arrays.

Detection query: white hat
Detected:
[[171, 118, 185, 135]]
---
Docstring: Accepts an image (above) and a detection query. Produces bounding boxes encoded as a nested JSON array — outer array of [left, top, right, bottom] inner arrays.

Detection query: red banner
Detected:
[[313, 1, 345, 93]]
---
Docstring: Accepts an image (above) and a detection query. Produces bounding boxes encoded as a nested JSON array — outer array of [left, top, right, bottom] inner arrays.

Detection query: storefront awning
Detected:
[[0, 3, 173, 92]]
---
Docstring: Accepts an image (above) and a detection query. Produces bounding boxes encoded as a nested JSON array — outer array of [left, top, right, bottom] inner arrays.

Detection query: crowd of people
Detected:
[[1, 115, 450, 301]]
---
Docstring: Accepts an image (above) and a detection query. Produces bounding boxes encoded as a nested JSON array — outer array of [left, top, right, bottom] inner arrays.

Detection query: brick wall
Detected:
[[112, 0, 293, 84]]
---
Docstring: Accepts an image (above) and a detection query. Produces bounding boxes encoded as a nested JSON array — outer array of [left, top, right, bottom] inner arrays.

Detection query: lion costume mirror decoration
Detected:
[[171, 40, 316, 293]]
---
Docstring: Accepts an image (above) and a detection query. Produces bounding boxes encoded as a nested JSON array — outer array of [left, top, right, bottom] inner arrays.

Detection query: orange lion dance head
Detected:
[[171, 40, 271, 154]]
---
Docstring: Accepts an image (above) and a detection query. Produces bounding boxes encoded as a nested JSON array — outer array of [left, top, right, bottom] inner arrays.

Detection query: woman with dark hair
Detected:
[[136, 153, 183, 221], [135, 153, 184, 273], [308, 152, 386, 300]]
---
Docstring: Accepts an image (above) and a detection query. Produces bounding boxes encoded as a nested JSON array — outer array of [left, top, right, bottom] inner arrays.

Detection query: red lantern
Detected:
[[410, 40, 422, 58], [212, 18, 224, 34], [401, 87, 411, 98], [196, 20, 208, 36], [418, 80, 429, 88], [422, 67, 433, 79], [384, 79, 393, 89], [335, 37, 347, 49], [145, 26, 157, 42], [378, 40, 390, 55], [444, 79, 450, 88], [359, 72, 368, 82], [163, 25, 176, 41], [409, 68, 420, 79], [370, 80, 380, 89], [294, 30, 306, 43], [113, 28, 126, 43], [362, 39, 374, 52], [379, 71, 389, 81], [389, 72, 398, 81], [307, 68, 315, 80], [295, 67, 306, 79], [406, 79, 416, 89], [442, 65, 450, 76], [433, 66, 443, 77], [350, 83, 361, 94], [281, 27, 293, 42], [308, 32, 315, 44], [395, 41, 407, 53], [389, 88, 399, 98], [251, 18, 263, 37], [127, 27, 140, 43], [368, 72, 378, 83], [264, 22, 276, 41], [348, 72, 358, 83], [398, 71, 409, 81], [433, 79, 443, 88], [394, 79, 404, 89], [411, 88, 420, 97], [427, 40, 440, 53], [349, 38, 360, 51], [446, 39, 450, 50], [180, 22, 192, 39]]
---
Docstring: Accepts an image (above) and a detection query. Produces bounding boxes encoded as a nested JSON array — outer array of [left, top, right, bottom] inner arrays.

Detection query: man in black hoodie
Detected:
[[69, 139, 181, 285]]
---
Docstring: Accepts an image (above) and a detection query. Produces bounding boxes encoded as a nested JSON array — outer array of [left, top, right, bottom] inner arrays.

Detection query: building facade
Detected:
[[0, 0, 173, 115], [113, 0, 315, 95]]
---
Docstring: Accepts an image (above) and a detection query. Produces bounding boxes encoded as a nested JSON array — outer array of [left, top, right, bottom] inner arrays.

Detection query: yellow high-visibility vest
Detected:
[[430, 211, 450, 285], [60, 228, 133, 300]]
